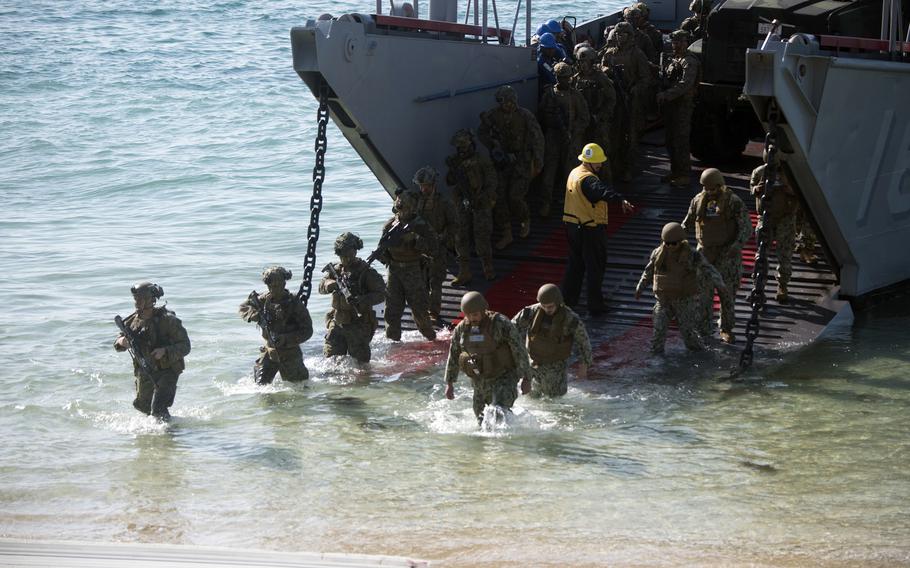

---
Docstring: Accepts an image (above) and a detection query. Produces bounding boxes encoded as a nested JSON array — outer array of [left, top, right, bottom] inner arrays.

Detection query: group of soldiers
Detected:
[[530, 2, 705, 193], [112, 162, 814, 425], [112, 273, 593, 424]]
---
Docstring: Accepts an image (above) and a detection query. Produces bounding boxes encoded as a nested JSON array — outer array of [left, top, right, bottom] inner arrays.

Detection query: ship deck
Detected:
[[388, 129, 848, 375]]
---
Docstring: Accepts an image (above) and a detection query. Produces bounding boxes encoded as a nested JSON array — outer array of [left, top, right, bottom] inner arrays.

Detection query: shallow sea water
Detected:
[[1, 1, 909, 565]]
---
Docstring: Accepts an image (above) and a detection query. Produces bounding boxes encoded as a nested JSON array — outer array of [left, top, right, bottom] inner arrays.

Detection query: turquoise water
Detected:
[[2, 1, 909, 565]]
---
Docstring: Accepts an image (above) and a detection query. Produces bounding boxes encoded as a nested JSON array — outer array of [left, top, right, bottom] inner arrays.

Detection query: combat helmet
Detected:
[[537, 283, 563, 305], [614, 21, 634, 35], [554, 61, 573, 78], [689, 0, 710, 13], [334, 232, 363, 255], [623, 6, 641, 21], [661, 222, 687, 243], [633, 2, 650, 18], [451, 128, 475, 150], [670, 29, 691, 42], [699, 168, 726, 189], [576, 46, 598, 63], [495, 84, 518, 105], [412, 165, 438, 185], [261, 266, 292, 284], [131, 281, 164, 299], [460, 291, 488, 313]]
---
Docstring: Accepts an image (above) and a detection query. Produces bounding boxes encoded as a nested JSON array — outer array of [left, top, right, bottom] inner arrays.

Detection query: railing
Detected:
[[374, 0, 532, 46]]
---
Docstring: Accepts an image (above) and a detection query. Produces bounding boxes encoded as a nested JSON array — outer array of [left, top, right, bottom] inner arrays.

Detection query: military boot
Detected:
[[719, 331, 735, 344], [799, 249, 816, 264], [776, 283, 788, 303], [519, 219, 531, 238], [539, 203, 550, 217], [495, 228, 513, 250], [481, 257, 497, 281], [451, 260, 473, 287]]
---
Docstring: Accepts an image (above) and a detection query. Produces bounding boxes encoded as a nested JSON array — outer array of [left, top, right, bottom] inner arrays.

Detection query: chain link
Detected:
[[296, 83, 329, 306], [736, 103, 780, 374]]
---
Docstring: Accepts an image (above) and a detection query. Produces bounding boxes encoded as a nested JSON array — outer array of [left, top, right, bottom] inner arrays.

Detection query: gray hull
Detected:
[[745, 36, 910, 298], [292, 16, 537, 194]]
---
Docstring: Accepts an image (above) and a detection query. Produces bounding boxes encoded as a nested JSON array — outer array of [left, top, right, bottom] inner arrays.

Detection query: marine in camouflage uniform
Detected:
[[682, 168, 752, 343], [750, 160, 800, 302], [572, 46, 617, 184], [635, 223, 730, 352], [445, 128, 498, 284], [318, 232, 387, 362], [511, 284, 593, 397], [378, 190, 438, 341], [538, 62, 590, 217], [634, 2, 665, 56], [680, 0, 711, 42], [478, 85, 544, 244], [657, 30, 700, 187], [623, 6, 658, 63], [413, 166, 458, 322], [601, 21, 652, 181], [114, 282, 191, 420], [239, 266, 314, 384], [444, 292, 531, 422]]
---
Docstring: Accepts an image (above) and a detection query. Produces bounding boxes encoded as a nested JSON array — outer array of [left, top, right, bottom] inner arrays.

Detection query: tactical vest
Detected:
[[693, 190, 737, 248], [667, 55, 698, 98], [457, 312, 515, 381], [490, 110, 530, 156], [417, 193, 448, 239], [329, 262, 377, 327], [386, 218, 423, 263], [574, 74, 607, 116], [527, 306, 575, 365], [563, 165, 608, 226], [125, 309, 186, 373], [653, 246, 698, 301]]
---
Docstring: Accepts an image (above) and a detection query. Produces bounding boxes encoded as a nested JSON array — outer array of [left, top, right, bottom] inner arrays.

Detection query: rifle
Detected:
[[245, 290, 281, 351], [486, 119, 515, 168], [322, 262, 362, 319], [114, 314, 159, 409], [366, 219, 412, 265], [658, 52, 670, 91], [608, 63, 631, 120]]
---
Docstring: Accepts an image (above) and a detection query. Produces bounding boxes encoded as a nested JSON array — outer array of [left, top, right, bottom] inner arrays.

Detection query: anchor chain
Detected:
[[737, 104, 781, 373], [296, 82, 329, 307]]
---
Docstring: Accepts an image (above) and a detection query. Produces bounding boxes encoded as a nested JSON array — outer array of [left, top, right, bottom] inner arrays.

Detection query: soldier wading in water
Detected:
[[512, 283, 593, 397], [444, 291, 531, 424], [239, 266, 314, 384], [319, 232, 387, 363], [114, 282, 190, 420]]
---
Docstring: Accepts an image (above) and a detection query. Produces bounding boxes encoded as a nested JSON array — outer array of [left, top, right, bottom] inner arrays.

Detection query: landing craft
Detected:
[[290, 0, 910, 371]]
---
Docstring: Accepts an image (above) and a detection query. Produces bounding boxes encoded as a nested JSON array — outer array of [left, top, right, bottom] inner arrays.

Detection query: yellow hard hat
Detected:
[[578, 143, 607, 163]]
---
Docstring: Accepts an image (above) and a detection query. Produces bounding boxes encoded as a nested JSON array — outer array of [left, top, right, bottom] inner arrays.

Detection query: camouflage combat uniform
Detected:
[[478, 96, 544, 234], [319, 257, 387, 362], [512, 303, 592, 397], [239, 288, 313, 384], [572, 54, 617, 180], [751, 163, 804, 293], [602, 30, 652, 180], [444, 310, 531, 419], [660, 43, 700, 183], [379, 210, 439, 341], [115, 307, 191, 417], [445, 137, 498, 280], [682, 186, 752, 334], [538, 76, 589, 213], [637, 241, 728, 351], [416, 188, 458, 319]]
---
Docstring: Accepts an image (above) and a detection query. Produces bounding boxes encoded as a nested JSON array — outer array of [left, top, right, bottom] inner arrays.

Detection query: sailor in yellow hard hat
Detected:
[[560, 143, 635, 316]]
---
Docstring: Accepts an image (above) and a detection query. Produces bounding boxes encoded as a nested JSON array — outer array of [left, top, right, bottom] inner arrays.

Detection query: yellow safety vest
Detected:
[[562, 165, 608, 226]]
